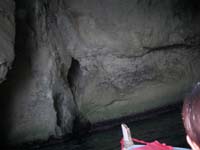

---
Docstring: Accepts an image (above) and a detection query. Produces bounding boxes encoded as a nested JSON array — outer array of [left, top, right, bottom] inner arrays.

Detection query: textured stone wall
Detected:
[[1, 0, 77, 144], [65, 0, 200, 122], [0, 0, 15, 83]]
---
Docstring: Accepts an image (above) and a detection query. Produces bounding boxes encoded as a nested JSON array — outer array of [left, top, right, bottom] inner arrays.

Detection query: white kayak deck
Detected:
[[128, 145, 191, 150]]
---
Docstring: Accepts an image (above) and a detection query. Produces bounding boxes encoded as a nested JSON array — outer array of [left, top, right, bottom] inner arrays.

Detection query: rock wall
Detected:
[[66, 0, 200, 122], [1, 0, 200, 145], [0, 0, 15, 83], [1, 0, 77, 144], [0, 0, 15, 145]]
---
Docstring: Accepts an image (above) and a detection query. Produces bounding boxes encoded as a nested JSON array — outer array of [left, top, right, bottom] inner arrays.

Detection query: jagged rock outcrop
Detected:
[[0, 0, 15, 83]]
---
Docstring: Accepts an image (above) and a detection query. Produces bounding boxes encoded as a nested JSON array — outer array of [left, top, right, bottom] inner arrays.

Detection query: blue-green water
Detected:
[[21, 108, 189, 150]]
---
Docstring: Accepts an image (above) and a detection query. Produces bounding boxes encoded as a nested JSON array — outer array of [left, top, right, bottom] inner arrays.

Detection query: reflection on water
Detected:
[[24, 107, 189, 150]]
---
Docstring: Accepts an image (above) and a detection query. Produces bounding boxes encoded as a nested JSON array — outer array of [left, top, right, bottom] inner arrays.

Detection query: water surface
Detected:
[[24, 107, 189, 150]]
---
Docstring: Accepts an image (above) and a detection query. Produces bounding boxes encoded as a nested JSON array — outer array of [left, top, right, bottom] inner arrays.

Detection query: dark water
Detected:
[[19, 107, 189, 150]]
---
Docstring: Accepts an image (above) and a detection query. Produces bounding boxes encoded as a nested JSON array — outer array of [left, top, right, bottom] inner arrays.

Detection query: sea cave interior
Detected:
[[0, 0, 200, 149]]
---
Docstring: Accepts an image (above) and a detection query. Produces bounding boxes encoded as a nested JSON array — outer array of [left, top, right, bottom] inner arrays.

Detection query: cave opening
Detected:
[[67, 57, 80, 90], [67, 58, 92, 137]]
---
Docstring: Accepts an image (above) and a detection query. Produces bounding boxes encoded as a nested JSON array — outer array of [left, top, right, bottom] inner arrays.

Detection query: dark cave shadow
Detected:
[[0, 0, 33, 147]]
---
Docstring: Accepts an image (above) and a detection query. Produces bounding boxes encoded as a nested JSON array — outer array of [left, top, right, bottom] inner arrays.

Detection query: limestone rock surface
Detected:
[[65, 0, 200, 122], [0, 0, 15, 83], [2, 0, 77, 144]]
